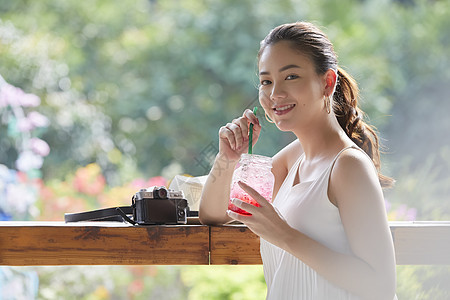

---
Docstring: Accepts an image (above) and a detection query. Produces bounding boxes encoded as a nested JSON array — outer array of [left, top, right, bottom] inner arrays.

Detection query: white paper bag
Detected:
[[169, 175, 207, 211]]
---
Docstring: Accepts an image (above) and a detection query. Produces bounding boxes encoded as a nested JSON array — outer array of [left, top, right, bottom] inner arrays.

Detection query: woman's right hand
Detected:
[[218, 108, 261, 162]]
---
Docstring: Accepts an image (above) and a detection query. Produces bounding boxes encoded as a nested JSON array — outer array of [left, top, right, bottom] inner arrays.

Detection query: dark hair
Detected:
[[258, 22, 394, 188]]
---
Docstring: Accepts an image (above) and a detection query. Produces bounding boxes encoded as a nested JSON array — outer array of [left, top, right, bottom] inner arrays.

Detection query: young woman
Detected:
[[199, 22, 397, 300]]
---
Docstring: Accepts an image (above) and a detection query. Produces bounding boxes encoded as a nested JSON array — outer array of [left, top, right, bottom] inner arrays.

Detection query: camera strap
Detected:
[[64, 206, 135, 224]]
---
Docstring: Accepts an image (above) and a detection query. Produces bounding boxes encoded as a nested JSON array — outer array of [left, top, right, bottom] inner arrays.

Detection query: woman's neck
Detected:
[[293, 114, 350, 160]]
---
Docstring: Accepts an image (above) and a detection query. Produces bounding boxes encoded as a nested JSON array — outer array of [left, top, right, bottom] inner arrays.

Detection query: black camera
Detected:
[[132, 186, 189, 225], [64, 186, 189, 225]]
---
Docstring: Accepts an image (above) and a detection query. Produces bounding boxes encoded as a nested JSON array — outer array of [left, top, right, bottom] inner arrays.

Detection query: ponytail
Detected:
[[334, 68, 394, 188]]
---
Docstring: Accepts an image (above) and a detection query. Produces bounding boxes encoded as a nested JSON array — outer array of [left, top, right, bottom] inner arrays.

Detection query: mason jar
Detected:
[[228, 154, 275, 215]]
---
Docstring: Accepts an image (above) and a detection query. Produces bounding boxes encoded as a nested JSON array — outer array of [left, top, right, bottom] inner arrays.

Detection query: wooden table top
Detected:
[[0, 221, 449, 266]]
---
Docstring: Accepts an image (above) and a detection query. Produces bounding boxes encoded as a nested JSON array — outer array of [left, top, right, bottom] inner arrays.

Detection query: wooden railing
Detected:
[[0, 221, 449, 266]]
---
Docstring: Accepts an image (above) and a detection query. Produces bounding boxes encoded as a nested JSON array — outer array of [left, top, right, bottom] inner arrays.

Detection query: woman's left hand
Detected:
[[227, 181, 293, 247]]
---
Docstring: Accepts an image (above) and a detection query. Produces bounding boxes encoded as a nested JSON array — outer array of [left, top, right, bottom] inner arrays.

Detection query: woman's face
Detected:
[[258, 41, 327, 132]]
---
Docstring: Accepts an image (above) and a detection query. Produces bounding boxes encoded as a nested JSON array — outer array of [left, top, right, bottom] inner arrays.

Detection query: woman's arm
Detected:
[[325, 149, 396, 298], [229, 149, 396, 299], [198, 152, 238, 225], [199, 109, 261, 225]]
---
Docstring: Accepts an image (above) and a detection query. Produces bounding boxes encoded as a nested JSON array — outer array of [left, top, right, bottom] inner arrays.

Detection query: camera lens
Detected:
[[154, 186, 168, 199]]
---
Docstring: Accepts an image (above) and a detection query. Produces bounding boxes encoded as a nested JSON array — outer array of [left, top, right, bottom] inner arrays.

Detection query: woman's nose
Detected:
[[270, 83, 287, 101]]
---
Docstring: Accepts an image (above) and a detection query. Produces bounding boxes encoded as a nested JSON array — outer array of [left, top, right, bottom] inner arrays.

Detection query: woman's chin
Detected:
[[274, 121, 295, 132]]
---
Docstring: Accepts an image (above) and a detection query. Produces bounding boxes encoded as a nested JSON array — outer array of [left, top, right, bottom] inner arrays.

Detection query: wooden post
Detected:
[[209, 225, 262, 265]]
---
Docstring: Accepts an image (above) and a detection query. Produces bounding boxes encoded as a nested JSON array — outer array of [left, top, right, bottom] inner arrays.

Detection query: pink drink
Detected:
[[228, 154, 274, 215]]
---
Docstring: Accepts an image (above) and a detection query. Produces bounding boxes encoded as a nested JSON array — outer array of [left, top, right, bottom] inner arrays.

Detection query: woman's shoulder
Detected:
[[332, 146, 379, 188], [335, 147, 375, 170], [328, 146, 382, 207]]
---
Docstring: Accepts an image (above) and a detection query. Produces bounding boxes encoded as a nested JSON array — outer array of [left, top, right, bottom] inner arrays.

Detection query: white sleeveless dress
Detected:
[[260, 146, 397, 300]]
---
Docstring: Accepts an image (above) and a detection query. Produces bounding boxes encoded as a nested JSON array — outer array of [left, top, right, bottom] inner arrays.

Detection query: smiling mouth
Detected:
[[273, 104, 295, 115]]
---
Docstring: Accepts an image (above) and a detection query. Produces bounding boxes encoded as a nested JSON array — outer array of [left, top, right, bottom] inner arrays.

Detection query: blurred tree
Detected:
[[371, 0, 450, 219], [0, 0, 304, 184]]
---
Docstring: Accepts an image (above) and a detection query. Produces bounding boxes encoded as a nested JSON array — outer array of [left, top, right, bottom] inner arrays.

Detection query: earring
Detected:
[[324, 95, 331, 114], [265, 112, 274, 123]]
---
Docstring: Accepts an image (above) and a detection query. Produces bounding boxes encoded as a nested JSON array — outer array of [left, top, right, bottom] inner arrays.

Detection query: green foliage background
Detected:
[[1, 0, 449, 299]]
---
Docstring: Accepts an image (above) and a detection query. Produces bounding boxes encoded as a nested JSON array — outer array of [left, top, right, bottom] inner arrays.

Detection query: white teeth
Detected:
[[274, 104, 295, 111]]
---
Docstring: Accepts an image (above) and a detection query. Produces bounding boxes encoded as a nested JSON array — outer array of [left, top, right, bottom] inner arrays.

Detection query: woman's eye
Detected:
[[260, 80, 271, 86], [286, 74, 299, 80]]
